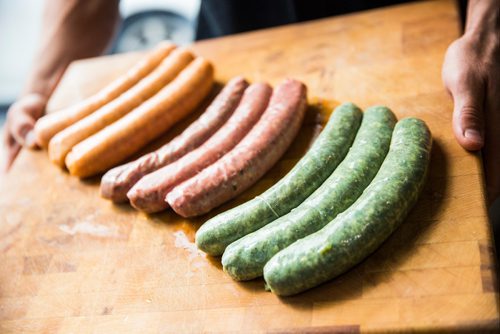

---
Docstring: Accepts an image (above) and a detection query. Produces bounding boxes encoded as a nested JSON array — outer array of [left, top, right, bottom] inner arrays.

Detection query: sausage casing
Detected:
[[167, 78, 308, 218], [65, 57, 214, 177], [264, 118, 432, 296], [195, 102, 362, 256], [100, 76, 249, 202]]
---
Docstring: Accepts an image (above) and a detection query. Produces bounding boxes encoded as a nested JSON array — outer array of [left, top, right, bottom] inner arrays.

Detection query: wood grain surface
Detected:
[[1, 0, 499, 332]]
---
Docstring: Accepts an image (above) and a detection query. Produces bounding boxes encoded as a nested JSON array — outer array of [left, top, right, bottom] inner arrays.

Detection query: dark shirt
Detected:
[[196, 0, 412, 40], [196, 0, 468, 40]]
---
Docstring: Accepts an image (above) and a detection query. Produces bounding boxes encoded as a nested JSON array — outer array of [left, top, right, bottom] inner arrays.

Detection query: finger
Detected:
[[24, 130, 39, 149], [483, 77, 500, 204], [450, 72, 486, 151], [7, 94, 46, 145], [19, 94, 47, 119], [9, 110, 36, 146], [2, 94, 46, 172]]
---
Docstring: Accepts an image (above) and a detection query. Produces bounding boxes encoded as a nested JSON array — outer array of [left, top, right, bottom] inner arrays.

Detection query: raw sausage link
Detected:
[[34, 42, 176, 148], [127, 82, 272, 213], [222, 106, 396, 280], [100, 76, 249, 203], [48, 48, 194, 167], [65, 57, 214, 178], [166, 79, 308, 218], [195, 102, 362, 256], [263, 118, 432, 296]]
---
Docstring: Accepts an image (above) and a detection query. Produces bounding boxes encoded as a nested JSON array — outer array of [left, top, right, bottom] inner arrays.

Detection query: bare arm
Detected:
[[3, 0, 120, 171], [442, 0, 500, 204]]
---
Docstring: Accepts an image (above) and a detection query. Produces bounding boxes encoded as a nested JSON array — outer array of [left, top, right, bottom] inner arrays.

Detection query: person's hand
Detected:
[[2, 94, 47, 172], [442, 29, 500, 204], [1, 0, 119, 173]]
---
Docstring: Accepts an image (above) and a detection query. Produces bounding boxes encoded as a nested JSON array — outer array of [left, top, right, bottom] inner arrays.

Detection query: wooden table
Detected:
[[1, 0, 499, 332]]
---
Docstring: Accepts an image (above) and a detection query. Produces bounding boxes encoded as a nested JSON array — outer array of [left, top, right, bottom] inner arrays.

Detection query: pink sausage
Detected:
[[166, 79, 307, 218], [100, 77, 249, 202], [127, 82, 273, 213]]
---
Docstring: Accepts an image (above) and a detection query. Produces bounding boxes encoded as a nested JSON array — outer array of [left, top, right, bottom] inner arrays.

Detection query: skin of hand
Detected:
[[2, 0, 119, 172], [3, 94, 47, 170], [442, 0, 499, 204]]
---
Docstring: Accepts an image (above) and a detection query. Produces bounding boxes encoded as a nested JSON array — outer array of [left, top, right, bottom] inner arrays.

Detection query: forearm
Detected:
[[23, 0, 120, 100]]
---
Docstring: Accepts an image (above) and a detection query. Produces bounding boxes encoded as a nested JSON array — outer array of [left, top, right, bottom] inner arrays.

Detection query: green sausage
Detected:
[[222, 106, 396, 280], [263, 118, 432, 296], [196, 102, 363, 256]]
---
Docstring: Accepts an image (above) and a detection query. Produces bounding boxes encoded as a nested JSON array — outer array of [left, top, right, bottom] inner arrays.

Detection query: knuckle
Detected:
[[455, 66, 475, 83], [461, 105, 481, 117], [460, 106, 484, 127], [444, 65, 469, 89]]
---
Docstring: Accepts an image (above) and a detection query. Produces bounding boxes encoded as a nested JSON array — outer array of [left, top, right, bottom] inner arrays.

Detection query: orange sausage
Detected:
[[34, 42, 176, 148], [48, 48, 194, 167], [65, 57, 214, 178]]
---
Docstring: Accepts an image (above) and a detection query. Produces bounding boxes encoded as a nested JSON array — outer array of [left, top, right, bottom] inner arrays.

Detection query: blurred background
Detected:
[[0, 0, 201, 126]]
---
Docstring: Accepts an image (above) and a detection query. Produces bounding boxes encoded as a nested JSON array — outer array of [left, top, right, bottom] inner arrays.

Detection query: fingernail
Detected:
[[24, 131, 36, 148], [464, 129, 483, 144]]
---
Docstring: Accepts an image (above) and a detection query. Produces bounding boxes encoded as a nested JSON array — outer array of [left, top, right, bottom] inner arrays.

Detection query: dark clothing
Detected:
[[196, 0, 468, 40], [197, 0, 410, 40]]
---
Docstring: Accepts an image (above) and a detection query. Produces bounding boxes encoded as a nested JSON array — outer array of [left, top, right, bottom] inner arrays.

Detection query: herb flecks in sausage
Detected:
[[195, 102, 362, 256], [222, 106, 396, 280], [263, 118, 432, 296]]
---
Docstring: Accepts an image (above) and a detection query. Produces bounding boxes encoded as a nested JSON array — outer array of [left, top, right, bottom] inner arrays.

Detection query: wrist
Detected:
[[464, 0, 500, 37], [22, 60, 69, 101], [461, 1, 500, 60]]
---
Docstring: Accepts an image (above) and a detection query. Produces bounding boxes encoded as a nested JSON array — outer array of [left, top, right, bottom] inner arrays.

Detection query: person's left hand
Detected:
[[2, 94, 47, 172]]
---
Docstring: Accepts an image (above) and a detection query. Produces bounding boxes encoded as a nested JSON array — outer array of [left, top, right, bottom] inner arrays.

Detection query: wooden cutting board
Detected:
[[1, 0, 498, 332]]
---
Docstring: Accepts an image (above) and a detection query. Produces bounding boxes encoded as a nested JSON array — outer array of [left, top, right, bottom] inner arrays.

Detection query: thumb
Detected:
[[24, 130, 38, 149], [10, 111, 36, 147], [8, 93, 46, 147], [450, 75, 485, 151]]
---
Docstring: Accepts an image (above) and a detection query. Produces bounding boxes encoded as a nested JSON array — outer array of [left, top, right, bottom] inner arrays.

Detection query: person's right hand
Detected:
[[2, 94, 47, 172], [442, 21, 499, 205], [2, 0, 120, 173]]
